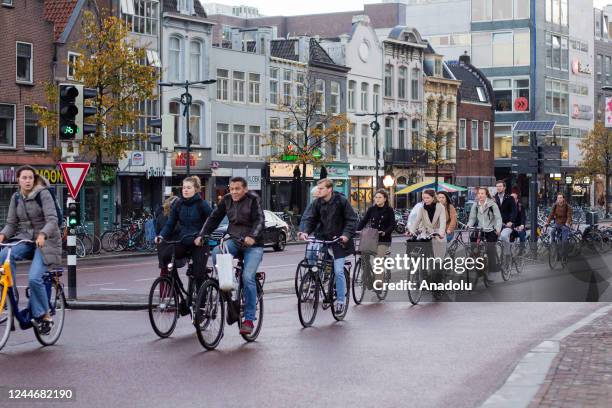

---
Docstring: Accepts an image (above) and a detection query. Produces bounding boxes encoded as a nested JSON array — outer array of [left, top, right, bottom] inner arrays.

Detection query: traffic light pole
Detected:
[[66, 196, 77, 300], [529, 130, 538, 246]]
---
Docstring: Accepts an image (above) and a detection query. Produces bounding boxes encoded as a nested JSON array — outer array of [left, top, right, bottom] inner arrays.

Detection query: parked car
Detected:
[[210, 210, 288, 251]]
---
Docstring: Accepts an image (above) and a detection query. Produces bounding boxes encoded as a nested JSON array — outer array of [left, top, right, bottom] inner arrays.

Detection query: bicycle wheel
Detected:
[[408, 264, 424, 305], [194, 280, 224, 350], [0, 286, 13, 351], [91, 235, 102, 255], [294, 260, 310, 297], [548, 242, 562, 270], [34, 284, 66, 346], [297, 271, 319, 328], [513, 243, 526, 274], [75, 238, 86, 258], [148, 276, 179, 338], [80, 234, 94, 255], [352, 258, 365, 305], [240, 280, 264, 342], [111, 231, 127, 252], [499, 242, 511, 281], [374, 269, 391, 301], [331, 268, 350, 321], [101, 230, 115, 252]]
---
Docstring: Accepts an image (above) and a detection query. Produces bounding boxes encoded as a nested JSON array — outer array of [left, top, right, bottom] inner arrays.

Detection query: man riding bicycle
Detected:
[[545, 192, 573, 244], [196, 176, 265, 335], [494, 180, 517, 261], [299, 178, 358, 315]]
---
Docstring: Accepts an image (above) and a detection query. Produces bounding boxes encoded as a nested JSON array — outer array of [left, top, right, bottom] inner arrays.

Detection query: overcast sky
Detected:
[[203, 0, 376, 16]]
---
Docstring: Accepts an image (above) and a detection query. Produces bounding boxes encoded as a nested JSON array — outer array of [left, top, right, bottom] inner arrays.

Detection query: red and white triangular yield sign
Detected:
[[59, 162, 91, 199]]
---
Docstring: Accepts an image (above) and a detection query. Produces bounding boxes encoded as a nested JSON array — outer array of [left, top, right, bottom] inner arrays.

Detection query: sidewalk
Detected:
[[528, 306, 612, 408]]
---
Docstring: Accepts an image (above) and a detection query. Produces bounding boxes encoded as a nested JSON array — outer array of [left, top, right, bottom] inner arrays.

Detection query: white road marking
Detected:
[[260, 263, 295, 269], [86, 283, 113, 287], [79, 261, 157, 271], [134, 278, 156, 282], [99, 288, 128, 291]]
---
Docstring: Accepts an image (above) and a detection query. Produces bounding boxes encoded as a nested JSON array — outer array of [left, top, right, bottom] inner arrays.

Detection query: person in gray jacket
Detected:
[[467, 187, 503, 283], [0, 165, 62, 334]]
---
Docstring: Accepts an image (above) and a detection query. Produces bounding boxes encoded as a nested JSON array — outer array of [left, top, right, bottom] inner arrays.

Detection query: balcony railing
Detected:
[[384, 149, 428, 166]]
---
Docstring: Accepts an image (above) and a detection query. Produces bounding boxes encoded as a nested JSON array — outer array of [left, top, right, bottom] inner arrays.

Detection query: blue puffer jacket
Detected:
[[160, 195, 212, 245]]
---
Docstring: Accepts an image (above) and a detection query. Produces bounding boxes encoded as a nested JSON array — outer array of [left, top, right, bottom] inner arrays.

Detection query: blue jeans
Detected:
[[212, 240, 263, 321], [0, 242, 49, 319], [333, 257, 347, 305], [551, 223, 570, 242]]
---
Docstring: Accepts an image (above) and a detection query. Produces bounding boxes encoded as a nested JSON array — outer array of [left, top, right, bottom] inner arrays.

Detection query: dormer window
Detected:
[[178, 0, 194, 14], [434, 59, 443, 77]]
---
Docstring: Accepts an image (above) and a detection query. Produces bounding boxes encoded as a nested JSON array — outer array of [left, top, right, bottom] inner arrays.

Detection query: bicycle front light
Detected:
[[167, 262, 174, 270], [311, 266, 319, 272]]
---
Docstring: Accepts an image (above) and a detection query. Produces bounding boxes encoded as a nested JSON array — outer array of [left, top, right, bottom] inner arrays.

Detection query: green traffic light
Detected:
[[69, 218, 77, 226]]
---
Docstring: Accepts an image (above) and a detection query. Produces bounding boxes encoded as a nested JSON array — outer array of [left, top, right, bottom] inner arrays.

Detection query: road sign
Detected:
[[514, 97, 529, 112], [59, 162, 90, 199]]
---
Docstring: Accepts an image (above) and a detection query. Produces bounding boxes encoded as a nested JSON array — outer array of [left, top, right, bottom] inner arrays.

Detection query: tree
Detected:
[[34, 8, 158, 236], [423, 96, 453, 191], [265, 72, 349, 213], [578, 121, 612, 214]]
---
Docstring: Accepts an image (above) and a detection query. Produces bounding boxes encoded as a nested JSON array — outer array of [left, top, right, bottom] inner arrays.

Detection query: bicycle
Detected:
[[296, 237, 351, 328], [194, 234, 265, 350], [147, 235, 208, 338], [548, 224, 568, 270], [351, 238, 392, 305], [0, 240, 66, 350], [465, 227, 500, 289]]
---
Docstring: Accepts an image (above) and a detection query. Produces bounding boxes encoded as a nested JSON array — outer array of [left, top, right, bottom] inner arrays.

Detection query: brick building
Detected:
[[447, 54, 496, 199]]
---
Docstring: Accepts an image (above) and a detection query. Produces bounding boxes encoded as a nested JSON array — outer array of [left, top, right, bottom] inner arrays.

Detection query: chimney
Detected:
[[298, 36, 310, 62], [351, 15, 371, 26], [459, 51, 471, 65]]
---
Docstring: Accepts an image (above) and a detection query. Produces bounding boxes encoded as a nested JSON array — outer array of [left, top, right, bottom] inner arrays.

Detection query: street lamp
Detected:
[[355, 111, 399, 190], [159, 79, 217, 176], [383, 174, 395, 189]]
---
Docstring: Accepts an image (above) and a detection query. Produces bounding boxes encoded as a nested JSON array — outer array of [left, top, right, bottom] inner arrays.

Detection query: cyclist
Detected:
[[436, 191, 457, 243], [510, 187, 527, 247], [196, 176, 265, 335], [494, 180, 517, 259], [155, 176, 212, 290], [0, 165, 62, 334], [356, 189, 396, 290], [154, 194, 179, 237], [406, 189, 447, 256], [467, 187, 502, 284], [545, 192, 573, 245], [299, 178, 358, 315]]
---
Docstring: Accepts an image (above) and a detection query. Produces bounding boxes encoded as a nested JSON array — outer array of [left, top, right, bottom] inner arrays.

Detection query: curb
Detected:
[[66, 301, 149, 311], [480, 303, 612, 408]]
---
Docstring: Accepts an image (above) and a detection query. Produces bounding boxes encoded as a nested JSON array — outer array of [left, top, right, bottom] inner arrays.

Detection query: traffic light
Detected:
[[59, 84, 79, 140], [76, 86, 98, 139], [67, 202, 80, 228], [147, 114, 175, 152]]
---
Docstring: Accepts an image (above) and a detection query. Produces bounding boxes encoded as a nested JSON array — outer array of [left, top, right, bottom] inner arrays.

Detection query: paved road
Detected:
[[0, 298, 603, 408]]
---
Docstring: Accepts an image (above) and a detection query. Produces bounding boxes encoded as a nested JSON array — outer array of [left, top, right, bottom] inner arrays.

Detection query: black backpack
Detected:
[[14, 189, 64, 228]]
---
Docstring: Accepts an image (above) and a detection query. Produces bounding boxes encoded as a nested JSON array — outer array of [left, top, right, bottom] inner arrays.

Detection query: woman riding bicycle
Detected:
[[0, 165, 61, 334], [155, 176, 212, 288], [406, 189, 447, 257], [510, 187, 527, 246], [356, 189, 396, 290], [436, 191, 457, 243]]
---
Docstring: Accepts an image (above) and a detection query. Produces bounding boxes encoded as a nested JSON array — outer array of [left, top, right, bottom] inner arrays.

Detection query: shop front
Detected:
[[170, 149, 213, 201], [349, 165, 377, 214], [314, 163, 350, 197], [267, 163, 314, 212], [118, 151, 167, 218], [211, 164, 263, 206]]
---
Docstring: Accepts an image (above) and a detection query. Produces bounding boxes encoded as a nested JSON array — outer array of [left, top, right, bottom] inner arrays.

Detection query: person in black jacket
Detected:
[[155, 176, 212, 289], [494, 180, 517, 260], [197, 176, 265, 335], [299, 178, 358, 315], [510, 187, 527, 245], [356, 189, 395, 290]]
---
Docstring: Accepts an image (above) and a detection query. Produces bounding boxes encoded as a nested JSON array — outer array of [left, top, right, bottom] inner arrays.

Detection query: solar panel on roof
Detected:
[[512, 121, 556, 132]]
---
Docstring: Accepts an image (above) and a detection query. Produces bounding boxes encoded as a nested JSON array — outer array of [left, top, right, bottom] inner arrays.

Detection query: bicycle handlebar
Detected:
[[157, 233, 198, 245], [305, 236, 343, 245], [0, 239, 34, 247]]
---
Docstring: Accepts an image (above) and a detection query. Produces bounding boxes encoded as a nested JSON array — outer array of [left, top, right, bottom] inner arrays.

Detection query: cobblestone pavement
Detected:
[[529, 307, 612, 408]]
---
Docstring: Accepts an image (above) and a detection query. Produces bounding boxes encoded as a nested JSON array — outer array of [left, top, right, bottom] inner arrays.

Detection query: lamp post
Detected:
[[355, 111, 399, 190], [159, 79, 216, 176]]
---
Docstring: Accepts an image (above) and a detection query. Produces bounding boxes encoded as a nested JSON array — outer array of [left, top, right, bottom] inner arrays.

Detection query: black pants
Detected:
[[157, 242, 209, 281], [470, 231, 498, 272]]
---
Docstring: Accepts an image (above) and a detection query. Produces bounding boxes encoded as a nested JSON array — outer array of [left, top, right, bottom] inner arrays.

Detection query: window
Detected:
[[492, 32, 513, 67], [545, 79, 569, 115], [546, 0, 568, 26], [606, 57, 611, 84], [125, 0, 159, 35], [330, 81, 340, 114], [361, 124, 369, 156], [190, 40, 202, 81], [483, 121, 490, 151], [446, 102, 454, 120], [24, 106, 45, 149], [545, 33, 568, 70], [472, 32, 492, 67], [476, 87, 487, 102], [168, 36, 182, 81], [411, 119, 420, 149], [67, 52, 80, 80], [492, 78, 529, 112], [514, 0, 529, 19], [398, 67, 407, 99], [471, 0, 491, 21], [269, 68, 279, 105], [597, 54, 603, 79], [248, 125, 260, 156], [216, 123, 229, 155], [348, 81, 356, 110], [269, 118, 280, 155], [170, 101, 181, 144], [373, 85, 380, 112], [232, 124, 245, 155], [459, 119, 466, 149], [360, 83, 369, 111], [434, 60, 443, 77], [283, 70, 292, 106], [513, 29, 530, 66], [398, 119, 406, 150], [384, 64, 393, 97], [315, 79, 325, 112], [2, 0, 14, 5], [473, 0, 529, 21], [248, 73, 260, 104], [233, 71, 245, 103], [16, 42, 32, 83], [411, 69, 420, 100], [188, 103, 202, 145], [122, 99, 159, 150], [349, 123, 356, 155], [492, 0, 512, 20], [471, 121, 479, 150], [217, 69, 228, 101], [178, 0, 194, 14], [384, 118, 393, 151]]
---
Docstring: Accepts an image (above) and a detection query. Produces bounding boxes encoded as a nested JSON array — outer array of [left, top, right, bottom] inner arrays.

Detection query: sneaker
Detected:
[[334, 303, 345, 315], [239, 320, 254, 335], [31, 317, 53, 336]]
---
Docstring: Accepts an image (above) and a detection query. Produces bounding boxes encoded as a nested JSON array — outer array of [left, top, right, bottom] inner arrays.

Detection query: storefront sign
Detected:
[[606, 98, 612, 128], [270, 163, 313, 178], [175, 152, 197, 167], [313, 166, 349, 179], [146, 167, 165, 179], [131, 151, 145, 166], [0, 166, 64, 184], [232, 168, 261, 190], [565, 176, 573, 185], [571, 60, 592, 75], [571, 104, 593, 120]]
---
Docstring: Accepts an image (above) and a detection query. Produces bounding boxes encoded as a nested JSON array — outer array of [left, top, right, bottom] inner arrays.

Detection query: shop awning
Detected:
[[396, 181, 467, 194]]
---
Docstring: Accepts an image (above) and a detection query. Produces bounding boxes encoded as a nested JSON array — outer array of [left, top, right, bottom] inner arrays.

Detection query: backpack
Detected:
[[14, 188, 64, 228]]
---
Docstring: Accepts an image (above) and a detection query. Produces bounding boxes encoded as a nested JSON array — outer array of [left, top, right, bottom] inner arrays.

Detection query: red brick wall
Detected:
[[455, 102, 495, 178], [0, 0, 56, 166]]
